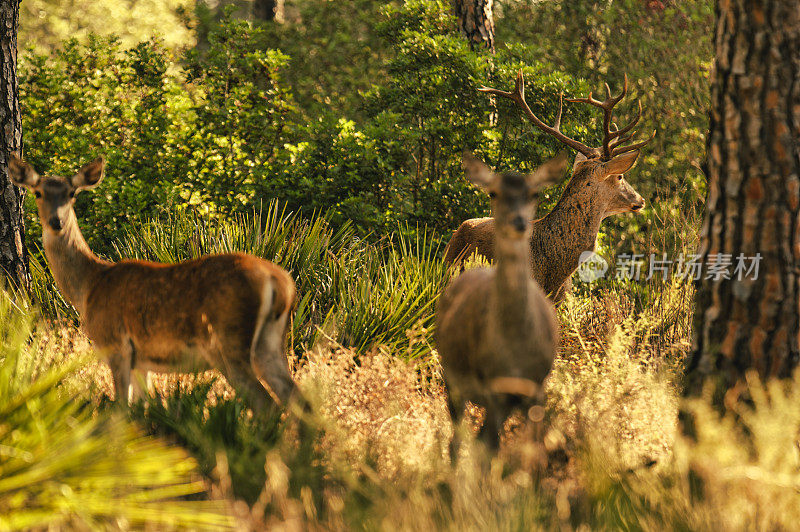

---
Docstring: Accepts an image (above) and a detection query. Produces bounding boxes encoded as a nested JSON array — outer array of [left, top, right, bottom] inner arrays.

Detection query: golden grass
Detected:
[[38, 275, 800, 529]]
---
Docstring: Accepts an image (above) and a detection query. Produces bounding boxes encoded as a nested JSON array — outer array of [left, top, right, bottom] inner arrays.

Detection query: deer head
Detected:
[[479, 72, 654, 218], [8, 155, 105, 234], [462, 150, 568, 240]]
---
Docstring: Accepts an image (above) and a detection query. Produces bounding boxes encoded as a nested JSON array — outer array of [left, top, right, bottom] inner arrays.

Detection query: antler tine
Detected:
[[553, 92, 563, 131], [608, 131, 636, 150], [607, 100, 642, 144], [479, 71, 597, 158], [565, 74, 642, 160], [610, 129, 657, 157]]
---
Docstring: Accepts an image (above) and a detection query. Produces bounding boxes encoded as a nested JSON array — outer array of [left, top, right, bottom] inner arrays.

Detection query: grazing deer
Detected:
[[8, 155, 297, 412], [443, 72, 654, 301], [436, 150, 567, 451]]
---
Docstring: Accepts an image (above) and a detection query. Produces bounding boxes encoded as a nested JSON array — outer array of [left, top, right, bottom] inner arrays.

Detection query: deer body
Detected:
[[436, 152, 565, 451], [444, 152, 642, 299], [10, 156, 296, 410]]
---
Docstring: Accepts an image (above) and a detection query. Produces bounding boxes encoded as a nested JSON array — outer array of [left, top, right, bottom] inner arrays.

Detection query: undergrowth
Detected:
[[15, 206, 800, 529]]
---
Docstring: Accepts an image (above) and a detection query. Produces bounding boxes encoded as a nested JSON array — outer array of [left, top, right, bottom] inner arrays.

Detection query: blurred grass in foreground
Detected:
[[0, 289, 232, 530]]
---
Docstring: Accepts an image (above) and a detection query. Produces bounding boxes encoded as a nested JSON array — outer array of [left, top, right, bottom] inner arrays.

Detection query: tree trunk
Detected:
[[0, 0, 28, 287], [253, 0, 283, 22], [453, 0, 495, 53], [685, 0, 800, 398]]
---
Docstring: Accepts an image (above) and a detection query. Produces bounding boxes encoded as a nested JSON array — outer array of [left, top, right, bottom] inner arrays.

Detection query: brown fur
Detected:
[[8, 155, 297, 410], [443, 151, 644, 301], [436, 152, 565, 451]]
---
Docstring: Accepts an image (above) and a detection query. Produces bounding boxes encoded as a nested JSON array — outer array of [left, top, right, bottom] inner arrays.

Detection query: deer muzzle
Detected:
[[48, 216, 63, 231]]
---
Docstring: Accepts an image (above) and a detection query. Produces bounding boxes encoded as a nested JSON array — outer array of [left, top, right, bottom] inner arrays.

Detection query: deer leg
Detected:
[[222, 358, 271, 415], [446, 389, 467, 463], [106, 340, 134, 404], [128, 368, 152, 403], [478, 393, 516, 451], [250, 311, 295, 408], [552, 277, 573, 305]]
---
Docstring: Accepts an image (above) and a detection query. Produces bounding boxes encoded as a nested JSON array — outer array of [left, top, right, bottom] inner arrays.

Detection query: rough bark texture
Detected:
[[0, 0, 27, 286], [686, 0, 800, 396], [453, 0, 495, 53], [253, 0, 283, 22]]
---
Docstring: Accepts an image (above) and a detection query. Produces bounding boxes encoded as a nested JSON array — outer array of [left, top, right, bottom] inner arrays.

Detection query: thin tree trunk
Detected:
[[453, 0, 495, 54], [685, 0, 800, 398], [0, 0, 28, 287], [253, 0, 283, 22]]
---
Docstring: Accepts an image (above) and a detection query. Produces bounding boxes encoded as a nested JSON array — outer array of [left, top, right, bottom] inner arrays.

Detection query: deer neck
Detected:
[[42, 209, 110, 315], [534, 189, 605, 291], [492, 235, 536, 334]]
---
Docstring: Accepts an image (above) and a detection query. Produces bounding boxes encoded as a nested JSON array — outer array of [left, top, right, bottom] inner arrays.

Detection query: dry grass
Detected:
[[295, 344, 451, 479], [33, 274, 800, 530]]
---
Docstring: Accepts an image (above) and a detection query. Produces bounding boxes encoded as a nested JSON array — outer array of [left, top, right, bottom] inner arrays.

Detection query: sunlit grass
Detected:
[[19, 205, 800, 529], [0, 290, 232, 530]]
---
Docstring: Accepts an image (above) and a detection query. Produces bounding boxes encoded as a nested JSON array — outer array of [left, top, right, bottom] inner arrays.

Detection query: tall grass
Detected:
[[23, 201, 800, 529], [0, 290, 232, 530]]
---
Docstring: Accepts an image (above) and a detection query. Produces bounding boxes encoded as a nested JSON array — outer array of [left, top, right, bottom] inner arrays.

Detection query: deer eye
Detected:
[[34, 191, 41, 198], [617, 175, 623, 181], [68, 190, 75, 198]]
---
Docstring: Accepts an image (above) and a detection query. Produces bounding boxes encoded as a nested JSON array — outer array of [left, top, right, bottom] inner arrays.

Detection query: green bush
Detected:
[[20, 3, 593, 258]]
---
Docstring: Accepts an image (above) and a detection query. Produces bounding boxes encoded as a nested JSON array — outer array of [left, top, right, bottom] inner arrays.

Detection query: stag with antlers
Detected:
[[444, 71, 655, 302]]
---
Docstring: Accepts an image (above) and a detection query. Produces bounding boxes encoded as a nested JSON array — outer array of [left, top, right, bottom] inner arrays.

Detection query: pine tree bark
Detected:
[[453, 0, 495, 53], [253, 0, 283, 22], [686, 0, 800, 397], [0, 0, 28, 287]]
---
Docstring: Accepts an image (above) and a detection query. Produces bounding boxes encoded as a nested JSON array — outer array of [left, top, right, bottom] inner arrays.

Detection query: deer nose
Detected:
[[48, 216, 62, 231], [511, 216, 527, 232]]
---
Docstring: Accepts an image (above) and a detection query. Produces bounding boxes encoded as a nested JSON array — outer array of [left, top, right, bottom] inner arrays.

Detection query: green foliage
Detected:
[[20, 0, 194, 55], [496, 0, 713, 252], [183, 13, 299, 212], [0, 291, 232, 529], [261, 0, 394, 121], [19, 18, 297, 256], [327, 229, 450, 360], [20, 2, 593, 256], [20, 35, 194, 255]]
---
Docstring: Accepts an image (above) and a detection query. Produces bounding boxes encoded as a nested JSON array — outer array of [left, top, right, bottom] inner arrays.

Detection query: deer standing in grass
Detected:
[[443, 72, 654, 301], [436, 150, 567, 451], [8, 155, 297, 412]]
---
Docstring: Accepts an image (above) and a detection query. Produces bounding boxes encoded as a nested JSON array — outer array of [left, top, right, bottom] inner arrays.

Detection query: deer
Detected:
[[436, 150, 567, 452], [443, 72, 655, 302], [8, 155, 297, 413]]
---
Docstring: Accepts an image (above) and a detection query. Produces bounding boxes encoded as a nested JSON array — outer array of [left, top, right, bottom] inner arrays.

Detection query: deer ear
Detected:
[[7, 154, 40, 188], [462, 150, 494, 190], [527, 151, 568, 192], [601, 150, 639, 177], [71, 157, 106, 191], [572, 151, 589, 169]]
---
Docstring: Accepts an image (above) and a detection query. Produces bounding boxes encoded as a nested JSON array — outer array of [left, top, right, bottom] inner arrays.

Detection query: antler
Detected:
[[480, 71, 655, 161], [565, 74, 655, 160], [479, 71, 599, 159]]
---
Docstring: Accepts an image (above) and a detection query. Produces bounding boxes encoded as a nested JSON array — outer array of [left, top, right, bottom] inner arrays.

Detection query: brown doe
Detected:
[[436, 150, 567, 451], [443, 72, 654, 301], [8, 155, 297, 412]]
